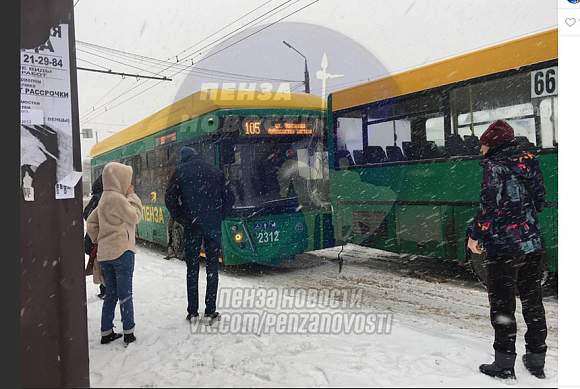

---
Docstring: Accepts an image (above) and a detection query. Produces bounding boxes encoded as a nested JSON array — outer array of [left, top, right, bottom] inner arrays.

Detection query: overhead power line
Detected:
[[175, 0, 320, 68], [169, 0, 275, 61], [171, 0, 294, 65], [77, 42, 301, 82], [81, 1, 301, 122], [82, 0, 320, 123], [77, 67, 172, 81], [77, 48, 164, 77]]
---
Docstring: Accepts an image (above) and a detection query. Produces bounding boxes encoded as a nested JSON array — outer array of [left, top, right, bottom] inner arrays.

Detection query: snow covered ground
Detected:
[[85, 243, 558, 387]]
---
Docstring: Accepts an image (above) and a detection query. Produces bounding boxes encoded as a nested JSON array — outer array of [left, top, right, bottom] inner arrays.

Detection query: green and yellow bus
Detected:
[[327, 29, 557, 285], [90, 89, 333, 266]]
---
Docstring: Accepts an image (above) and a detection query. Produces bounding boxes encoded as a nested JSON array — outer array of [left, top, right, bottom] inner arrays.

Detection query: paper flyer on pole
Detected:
[[20, 24, 76, 200]]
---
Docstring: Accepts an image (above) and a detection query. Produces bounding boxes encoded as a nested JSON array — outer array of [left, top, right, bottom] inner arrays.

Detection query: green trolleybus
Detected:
[[90, 89, 333, 266], [326, 29, 557, 285]]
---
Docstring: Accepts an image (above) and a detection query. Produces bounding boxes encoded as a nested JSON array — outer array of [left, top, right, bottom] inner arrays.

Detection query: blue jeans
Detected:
[[183, 228, 220, 315], [100, 251, 135, 335]]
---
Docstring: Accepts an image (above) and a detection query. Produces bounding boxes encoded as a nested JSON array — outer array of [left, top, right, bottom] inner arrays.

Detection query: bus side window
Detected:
[[336, 116, 363, 168], [539, 96, 557, 149], [146, 151, 156, 169], [367, 121, 392, 163], [155, 147, 168, 168], [168, 145, 178, 166], [133, 155, 142, 186], [368, 119, 411, 163], [200, 141, 215, 165], [143, 151, 155, 195], [425, 117, 445, 154], [450, 71, 539, 155]]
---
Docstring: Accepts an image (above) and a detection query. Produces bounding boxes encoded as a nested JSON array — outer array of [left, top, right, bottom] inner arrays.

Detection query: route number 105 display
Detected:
[[244, 120, 261, 135]]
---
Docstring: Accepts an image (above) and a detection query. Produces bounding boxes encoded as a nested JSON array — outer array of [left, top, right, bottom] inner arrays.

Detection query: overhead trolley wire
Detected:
[[77, 47, 165, 76], [81, 0, 278, 122], [77, 41, 302, 82], [81, 0, 300, 122], [77, 57, 110, 70], [82, 0, 320, 123], [191, 0, 320, 66], [169, 0, 295, 65], [169, 0, 275, 61], [80, 78, 126, 118]]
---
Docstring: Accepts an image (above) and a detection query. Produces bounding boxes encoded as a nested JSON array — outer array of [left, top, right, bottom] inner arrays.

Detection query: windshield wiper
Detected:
[[261, 196, 299, 206]]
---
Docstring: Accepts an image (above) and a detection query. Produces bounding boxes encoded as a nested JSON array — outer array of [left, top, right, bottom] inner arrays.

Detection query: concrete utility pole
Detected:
[[20, 0, 90, 387]]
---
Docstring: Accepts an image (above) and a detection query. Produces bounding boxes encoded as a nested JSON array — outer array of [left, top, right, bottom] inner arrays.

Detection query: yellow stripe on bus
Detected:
[[332, 29, 557, 111], [90, 90, 326, 158]]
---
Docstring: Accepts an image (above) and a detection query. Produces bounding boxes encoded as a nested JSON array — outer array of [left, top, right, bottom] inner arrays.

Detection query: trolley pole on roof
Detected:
[[283, 41, 310, 93], [20, 0, 90, 387]]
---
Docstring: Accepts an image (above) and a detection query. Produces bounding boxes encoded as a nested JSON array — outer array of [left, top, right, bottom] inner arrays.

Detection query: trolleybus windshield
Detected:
[[221, 116, 327, 215]]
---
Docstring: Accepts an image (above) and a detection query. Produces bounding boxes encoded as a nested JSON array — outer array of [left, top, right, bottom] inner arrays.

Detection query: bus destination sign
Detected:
[[242, 118, 314, 136], [155, 131, 177, 146]]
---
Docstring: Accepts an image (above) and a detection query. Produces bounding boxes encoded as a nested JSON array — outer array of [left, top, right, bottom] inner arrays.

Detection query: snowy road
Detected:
[[85, 243, 558, 387]]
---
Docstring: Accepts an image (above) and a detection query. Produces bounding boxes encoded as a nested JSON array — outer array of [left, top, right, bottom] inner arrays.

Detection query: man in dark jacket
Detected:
[[467, 120, 547, 380], [83, 175, 106, 299], [165, 147, 235, 323]]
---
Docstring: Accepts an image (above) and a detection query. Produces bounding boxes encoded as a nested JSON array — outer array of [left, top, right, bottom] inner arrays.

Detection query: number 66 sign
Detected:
[[531, 66, 557, 98]]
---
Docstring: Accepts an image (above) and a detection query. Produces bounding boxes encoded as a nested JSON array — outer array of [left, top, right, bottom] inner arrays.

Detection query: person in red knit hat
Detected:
[[467, 119, 548, 380], [479, 119, 515, 150]]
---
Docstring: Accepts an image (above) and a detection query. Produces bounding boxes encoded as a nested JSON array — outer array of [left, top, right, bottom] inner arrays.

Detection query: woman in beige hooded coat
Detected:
[[87, 162, 142, 345]]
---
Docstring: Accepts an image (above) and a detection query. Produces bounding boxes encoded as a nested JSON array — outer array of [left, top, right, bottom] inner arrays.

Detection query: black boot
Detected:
[[523, 352, 546, 379], [124, 333, 136, 344], [97, 285, 106, 300], [186, 312, 199, 322], [479, 351, 516, 379], [204, 312, 221, 326], [101, 331, 122, 344]]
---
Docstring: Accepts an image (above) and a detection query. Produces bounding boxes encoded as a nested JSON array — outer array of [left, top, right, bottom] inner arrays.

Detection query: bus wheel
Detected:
[[466, 241, 488, 289], [171, 224, 185, 261]]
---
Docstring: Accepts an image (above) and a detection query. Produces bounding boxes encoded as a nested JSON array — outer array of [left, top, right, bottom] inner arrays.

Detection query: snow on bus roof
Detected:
[[90, 89, 326, 158]]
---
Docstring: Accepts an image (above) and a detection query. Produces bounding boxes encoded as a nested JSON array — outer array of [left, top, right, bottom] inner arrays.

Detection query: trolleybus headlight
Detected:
[[231, 225, 238, 232], [239, 242, 245, 249], [208, 118, 214, 126], [234, 233, 243, 242]]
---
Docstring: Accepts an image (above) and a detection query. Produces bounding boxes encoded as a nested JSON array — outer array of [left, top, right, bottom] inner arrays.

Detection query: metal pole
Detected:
[[304, 59, 310, 94], [283, 41, 310, 94], [20, 0, 90, 386]]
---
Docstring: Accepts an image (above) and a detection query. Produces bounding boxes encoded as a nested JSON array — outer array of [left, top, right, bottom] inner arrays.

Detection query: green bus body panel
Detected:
[[137, 204, 171, 245], [91, 108, 330, 267], [221, 211, 330, 266], [133, 207, 332, 266], [329, 153, 557, 268]]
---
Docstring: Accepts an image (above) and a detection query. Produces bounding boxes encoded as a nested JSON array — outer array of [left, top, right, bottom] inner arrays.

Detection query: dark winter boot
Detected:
[[186, 312, 199, 322], [479, 351, 516, 380], [204, 312, 221, 326], [97, 285, 106, 300], [164, 246, 175, 260], [124, 333, 136, 344], [523, 352, 546, 379], [100, 332, 122, 344]]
